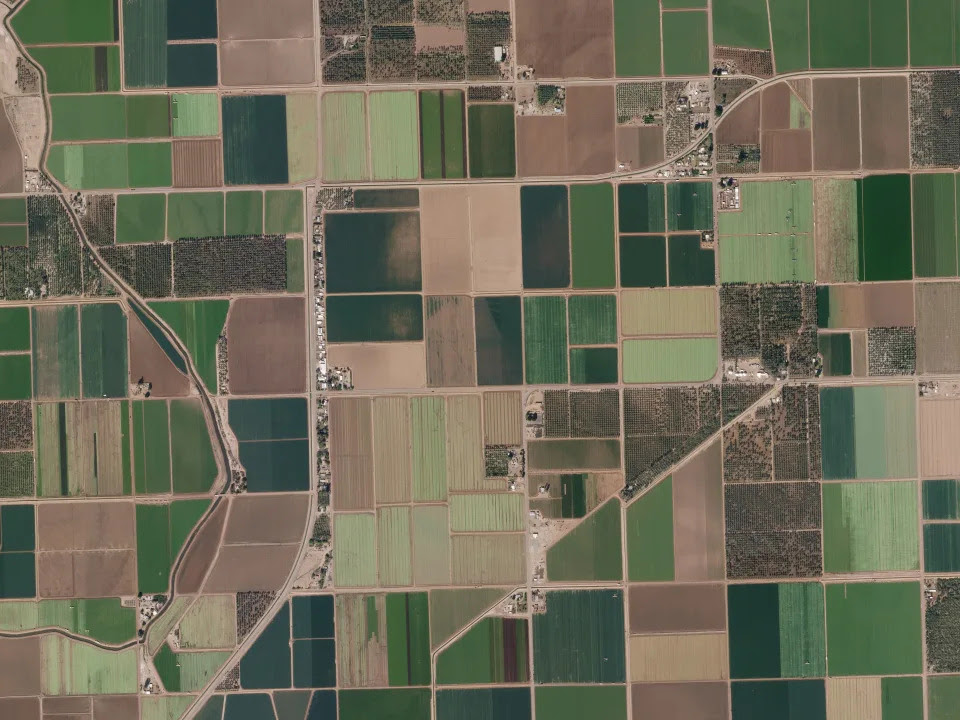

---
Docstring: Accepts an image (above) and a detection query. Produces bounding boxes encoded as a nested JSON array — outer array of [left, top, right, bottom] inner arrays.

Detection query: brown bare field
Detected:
[[812, 78, 861, 171], [0, 104, 22, 193], [37, 549, 137, 597], [616, 125, 664, 170], [129, 311, 189, 397], [228, 297, 306, 394], [425, 295, 477, 387], [0, 637, 40, 696], [220, 40, 316, 86], [420, 187, 472, 294], [330, 396, 375, 510], [760, 130, 811, 173], [717, 94, 759, 145], [628, 584, 726, 634], [827, 678, 881, 720], [851, 330, 868, 376], [672, 439, 724, 581], [218, 0, 314, 39], [44, 697, 90, 713], [328, 343, 427, 389], [788, 78, 812, 108], [468, 0, 509, 10], [203, 543, 300, 592], [469, 185, 522, 292], [760, 82, 790, 130], [827, 283, 915, 328], [631, 682, 729, 720], [517, 115, 567, 177], [224, 494, 310, 544], [415, 26, 465, 50], [63, 401, 127, 497], [566, 85, 615, 174], [93, 696, 138, 720], [37, 501, 135, 550], [372, 396, 413, 503], [919, 400, 960, 476], [859, 76, 909, 170], [172, 139, 223, 188], [515, 0, 613, 78], [0, 697, 39, 720], [629, 633, 728, 682], [919, 282, 960, 373], [175, 499, 228, 594], [483, 391, 522, 445]]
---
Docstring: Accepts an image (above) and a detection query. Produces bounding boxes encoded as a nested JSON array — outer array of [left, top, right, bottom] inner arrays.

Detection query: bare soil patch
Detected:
[[218, 0, 314, 40], [918, 282, 960, 373], [919, 399, 960, 476], [830, 283, 915, 328], [566, 85, 615, 174], [220, 40, 316, 86], [617, 125, 664, 170], [628, 584, 726, 634], [672, 439, 724, 582], [327, 342, 427, 390], [859, 75, 909, 170], [228, 296, 307, 394], [0, 698, 38, 720], [37, 549, 137, 598], [175, 499, 228, 594], [93, 697, 138, 720], [469, 185, 522, 292], [420, 186, 472, 294], [0, 637, 40, 696], [425, 295, 477, 387], [718, 94, 759, 145], [517, 115, 567, 177], [44, 698, 90, 713], [760, 82, 790, 130], [203, 543, 300, 592], [224, 494, 310, 544], [0, 103, 22, 192], [37, 501, 135, 551], [515, 0, 614, 78], [812, 77, 861, 171], [329, 396, 375, 510], [631, 682, 728, 720], [416, 25, 466, 50], [760, 129, 811, 173], [129, 311, 190, 397], [5, 96, 43, 173], [172, 139, 224, 188]]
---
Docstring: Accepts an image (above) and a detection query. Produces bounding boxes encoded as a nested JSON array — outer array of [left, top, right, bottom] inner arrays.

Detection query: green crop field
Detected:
[[149, 299, 228, 393], [116, 193, 166, 244], [468, 104, 515, 178], [614, 0, 661, 75], [570, 184, 616, 288], [523, 296, 567, 384]]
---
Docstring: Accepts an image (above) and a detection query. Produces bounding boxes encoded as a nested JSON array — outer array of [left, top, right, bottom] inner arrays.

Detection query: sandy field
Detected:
[[672, 439, 724, 581], [220, 40, 316, 86], [203, 543, 300, 592], [919, 399, 960, 476], [859, 76, 909, 170], [37, 501, 135, 551], [515, 0, 614, 78], [812, 77, 861, 171], [517, 115, 568, 177], [228, 297, 307, 394], [0, 637, 40, 696], [617, 125, 665, 170], [918, 282, 960, 373], [468, 185, 522, 292], [224, 494, 310, 544], [327, 342, 427, 390], [218, 0, 314, 39], [415, 25, 465, 50], [37, 549, 137, 597], [420, 186, 472, 294]]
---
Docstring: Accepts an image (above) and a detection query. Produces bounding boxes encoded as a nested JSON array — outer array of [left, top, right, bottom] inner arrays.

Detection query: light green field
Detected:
[[322, 92, 368, 181], [333, 513, 376, 587], [622, 337, 718, 383], [369, 91, 419, 181]]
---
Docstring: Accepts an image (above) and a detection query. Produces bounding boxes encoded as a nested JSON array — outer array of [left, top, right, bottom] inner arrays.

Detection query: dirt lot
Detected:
[[829, 283, 915, 328], [718, 94, 759, 145], [812, 77, 861, 171], [37, 501, 135, 550], [172, 139, 223, 188], [628, 584, 726, 634], [918, 282, 960, 373], [93, 696, 138, 720], [617, 125, 664, 170], [469, 185, 522, 292], [218, 0, 314, 39], [228, 297, 307, 394], [220, 40, 316, 86], [0, 698, 38, 720], [175, 499, 228, 594], [129, 312, 190, 397], [919, 400, 960, 476], [760, 129, 812, 173], [515, 0, 614, 78], [517, 115, 568, 177], [203, 543, 300, 592], [44, 698, 90, 713], [38, 549, 137, 597], [426, 295, 477, 387], [859, 76, 909, 170], [672, 439, 724, 581], [631, 682, 728, 720], [566, 85, 615, 174], [327, 342, 427, 390], [760, 82, 791, 130], [224, 494, 310, 544], [329, 396, 375, 510], [420, 186, 472, 294], [0, 637, 40, 696]]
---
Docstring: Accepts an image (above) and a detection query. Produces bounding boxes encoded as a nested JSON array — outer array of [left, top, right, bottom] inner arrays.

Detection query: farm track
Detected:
[[0, 3, 318, 699]]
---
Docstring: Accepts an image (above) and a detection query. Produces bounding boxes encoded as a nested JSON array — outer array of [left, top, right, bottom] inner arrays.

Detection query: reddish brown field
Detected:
[[617, 125, 665, 170], [812, 78, 861, 171], [203, 543, 300, 592], [128, 311, 190, 397], [172, 139, 223, 188], [218, 0, 314, 39], [515, 0, 614, 78], [92, 697, 138, 720], [718, 94, 760, 145], [859, 76, 909, 170], [566, 85, 615, 174], [631, 682, 729, 720], [425, 295, 477, 387], [228, 297, 307, 394], [672, 439, 724, 581], [44, 698, 90, 713], [37, 549, 137, 598], [220, 40, 316, 86], [0, 697, 39, 720], [420, 186, 472, 294], [828, 282, 915, 328], [175, 499, 228, 594], [760, 82, 790, 130], [329, 397, 375, 510], [628, 584, 726, 633], [224, 494, 310, 544], [517, 115, 568, 177], [760, 129, 812, 173], [0, 106, 22, 193], [37, 501, 135, 550], [0, 637, 40, 696]]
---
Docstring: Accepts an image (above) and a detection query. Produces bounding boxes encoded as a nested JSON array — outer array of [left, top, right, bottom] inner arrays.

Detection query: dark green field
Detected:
[[327, 295, 424, 343], [325, 212, 422, 292], [520, 185, 570, 289], [80, 303, 128, 399], [858, 174, 913, 281], [570, 183, 615, 288], [136, 503, 171, 593], [468, 104, 515, 178], [569, 348, 618, 384], [620, 235, 667, 287], [240, 601, 292, 689], [474, 296, 523, 385], [668, 234, 715, 286], [222, 95, 289, 185]]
